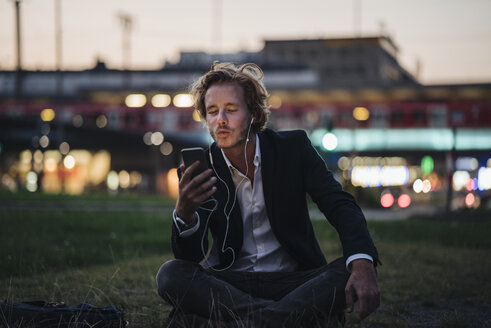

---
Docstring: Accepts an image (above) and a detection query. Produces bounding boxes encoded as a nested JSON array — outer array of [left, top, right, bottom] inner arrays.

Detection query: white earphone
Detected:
[[200, 115, 255, 271]]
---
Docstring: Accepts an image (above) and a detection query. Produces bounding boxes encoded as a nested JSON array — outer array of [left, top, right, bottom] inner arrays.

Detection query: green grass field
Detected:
[[1, 192, 491, 327]]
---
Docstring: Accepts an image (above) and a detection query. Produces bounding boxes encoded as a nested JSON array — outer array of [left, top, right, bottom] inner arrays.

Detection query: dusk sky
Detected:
[[0, 0, 490, 84]]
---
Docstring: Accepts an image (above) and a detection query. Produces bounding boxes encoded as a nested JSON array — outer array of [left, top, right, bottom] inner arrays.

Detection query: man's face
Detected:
[[204, 83, 251, 152]]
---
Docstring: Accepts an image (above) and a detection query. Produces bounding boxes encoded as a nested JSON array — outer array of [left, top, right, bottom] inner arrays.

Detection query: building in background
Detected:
[[0, 35, 490, 209]]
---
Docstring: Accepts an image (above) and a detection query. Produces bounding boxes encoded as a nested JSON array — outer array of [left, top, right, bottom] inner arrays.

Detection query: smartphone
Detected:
[[181, 147, 209, 177]]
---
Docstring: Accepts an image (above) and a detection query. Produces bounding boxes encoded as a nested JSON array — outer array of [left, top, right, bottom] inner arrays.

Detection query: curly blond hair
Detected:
[[190, 62, 270, 133]]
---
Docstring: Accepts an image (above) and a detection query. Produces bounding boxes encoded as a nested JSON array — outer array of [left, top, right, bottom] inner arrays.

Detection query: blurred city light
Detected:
[[453, 171, 470, 191], [143, 131, 153, 145], [2, 174, 17, 192], [129, 171, 142, 187], [322, 132, 338, 151], [39, 135, 49, 148], [125, 94, 146, 108], [119, 170, 130, 189], [40, 108, 55, 122], [44, 158, 57, 172], [151, 132, 164, 145], [413, 179, 423, 193], [380, 166, 409, 186], [107, 171, 119, 191], [268, 95, 282, 109], [20, 149, 32, 163], [33, 150, 43, 163], [96, 114, 108, 128], [173, 94, 193, 108], [455, 157, 479, 171], [72, 114, 84, 127], [151, 94, 171, 108], [398, 194, 411, 208], [422, 179, 432, 193], [421, 155, 434, 175], [59, 142, 70, 155], [26, 171, 38, 192], [380, 193, 394, 208], [63, 155, 76, 169], [337, 156, 350, 171], [167, 168, 179, 199], [478, 167, 491, 190], [353, 107, 369, 121], [465, 193, 475, 207], [351, 165, 409, 187], [192, 110, 202, 122], [160, 141, 173, 156]]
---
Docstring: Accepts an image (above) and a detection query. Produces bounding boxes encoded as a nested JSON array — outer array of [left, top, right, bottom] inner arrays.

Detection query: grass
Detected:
[[1, 192, 491, 327]]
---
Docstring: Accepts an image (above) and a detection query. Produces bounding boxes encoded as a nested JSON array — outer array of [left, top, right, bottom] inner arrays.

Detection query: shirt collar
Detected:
[[221, 134, 261, 172]]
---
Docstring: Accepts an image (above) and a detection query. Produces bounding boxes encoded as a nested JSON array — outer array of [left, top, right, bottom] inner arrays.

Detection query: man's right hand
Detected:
[[175, 161, 217, 224]]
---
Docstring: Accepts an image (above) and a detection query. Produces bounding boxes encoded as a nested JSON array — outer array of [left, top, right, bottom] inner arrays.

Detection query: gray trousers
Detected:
[[156, 257, 349, 327]]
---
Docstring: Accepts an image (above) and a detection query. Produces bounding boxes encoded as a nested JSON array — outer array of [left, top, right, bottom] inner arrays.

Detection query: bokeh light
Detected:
[[119, 170, 130, 189], [151, 94, 171, 108], [125, 94, 146, 108], [353, 107, 369, 121], [453, 171, 470, 191], [192, 110, 202, 122], [268, 95, 282, 109], [40, 108, 55, 122], [465, 193, 475, 207], [96, 114, 108, 128], [143, 131, 153, 145], [151, 132, 164, 145], [337, 156, 350, 171], [380, 193, 394, 208], [129, 171, 142, 187], [413, 179, 423, 193], [173, 94, 193, 108], [26, 171, 38, 192], [422, 179, 432, 193], [322, 133, 338, 151], [72, 114, 84, 127], [421, 155, 434, 175], [107, 171, 119, 191], [477, 167, 491, 191], [59, 142, 70, 155], [398, 194, 411, 208], [160, 142, 173, 156], [39, 135, 50, 148], [63, 155, 76, 169]]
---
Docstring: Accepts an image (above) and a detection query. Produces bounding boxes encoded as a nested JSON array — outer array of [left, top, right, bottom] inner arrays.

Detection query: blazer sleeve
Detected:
[[300, 131, 380, 265]]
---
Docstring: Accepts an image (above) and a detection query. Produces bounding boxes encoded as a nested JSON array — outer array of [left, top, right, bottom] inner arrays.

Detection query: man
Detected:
[[156, 62, 380, 327]]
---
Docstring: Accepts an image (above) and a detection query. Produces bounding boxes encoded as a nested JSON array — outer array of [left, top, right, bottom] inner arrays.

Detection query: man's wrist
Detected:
[[351, 258, 374, 269], [175, 210, 196, 226]]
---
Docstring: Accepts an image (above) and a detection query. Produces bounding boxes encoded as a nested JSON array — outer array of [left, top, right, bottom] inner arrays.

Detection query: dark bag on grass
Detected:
[[0, 301, 126, 327]]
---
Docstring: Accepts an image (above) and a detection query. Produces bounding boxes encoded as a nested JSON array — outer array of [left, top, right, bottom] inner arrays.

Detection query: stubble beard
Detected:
[[209, 124, 249, 152]]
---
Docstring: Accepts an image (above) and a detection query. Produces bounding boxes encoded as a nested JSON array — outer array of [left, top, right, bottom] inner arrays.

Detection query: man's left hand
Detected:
[[345, 259, 380, 322]]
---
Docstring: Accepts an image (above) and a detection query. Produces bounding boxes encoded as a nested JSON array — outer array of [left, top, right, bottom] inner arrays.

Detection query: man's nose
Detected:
[[217, 109, 227, 125]]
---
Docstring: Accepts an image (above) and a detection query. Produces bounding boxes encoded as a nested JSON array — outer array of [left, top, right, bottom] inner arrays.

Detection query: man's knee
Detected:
[[156, 259, 201, 300]]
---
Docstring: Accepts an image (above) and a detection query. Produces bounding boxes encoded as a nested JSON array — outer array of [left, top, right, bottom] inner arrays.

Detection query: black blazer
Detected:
[[172, 129, 380, 271]]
